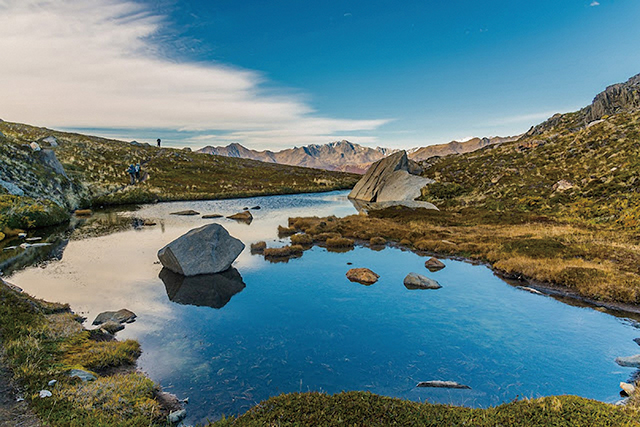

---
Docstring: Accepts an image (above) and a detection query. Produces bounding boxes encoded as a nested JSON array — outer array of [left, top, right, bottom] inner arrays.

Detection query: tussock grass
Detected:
[[325, 237, 355, 248], [212, 391, 640, 426], [290, 233, 313, 245], [263, 245, 304, 259]]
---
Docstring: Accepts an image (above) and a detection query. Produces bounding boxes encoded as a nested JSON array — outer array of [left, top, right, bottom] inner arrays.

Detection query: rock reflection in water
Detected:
[[160, 267, 246, 309]]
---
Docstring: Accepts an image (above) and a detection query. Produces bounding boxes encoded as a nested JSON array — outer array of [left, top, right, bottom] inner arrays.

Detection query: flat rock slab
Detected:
[[615, 355, 640, 367], [425, 257, 445, 271], [416, 381, 470, 389], [92, 308, 136, 326], [346, 268, 379, 285], [171, 210, 200, 216], [100, 321, 125, 334], [158, 223, 245, 276], [404, 273, 441, 290]]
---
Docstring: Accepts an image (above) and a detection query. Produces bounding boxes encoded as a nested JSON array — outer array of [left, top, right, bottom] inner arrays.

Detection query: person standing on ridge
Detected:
[[157, 138, 161, 147], [135, 163, 141, 182]]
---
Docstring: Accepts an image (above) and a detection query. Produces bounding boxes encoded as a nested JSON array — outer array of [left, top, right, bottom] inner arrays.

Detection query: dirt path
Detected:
[[0, 360, 40, 426]]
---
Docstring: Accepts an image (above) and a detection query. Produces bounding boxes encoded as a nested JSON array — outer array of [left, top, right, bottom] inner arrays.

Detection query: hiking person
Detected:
[[157, 138, 161, 147], [126, 164, 136, 185], [135, 163, 141, 182]]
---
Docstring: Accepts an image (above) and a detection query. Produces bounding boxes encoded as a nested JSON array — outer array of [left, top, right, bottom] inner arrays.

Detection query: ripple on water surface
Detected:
[[7, 191, 640, 424]]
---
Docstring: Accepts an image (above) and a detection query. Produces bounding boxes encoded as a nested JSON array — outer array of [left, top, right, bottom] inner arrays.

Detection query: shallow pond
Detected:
[[6, 191, 640, 424]]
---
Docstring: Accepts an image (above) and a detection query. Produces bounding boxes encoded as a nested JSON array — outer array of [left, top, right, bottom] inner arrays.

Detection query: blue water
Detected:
[[8, 191, 640, 425]]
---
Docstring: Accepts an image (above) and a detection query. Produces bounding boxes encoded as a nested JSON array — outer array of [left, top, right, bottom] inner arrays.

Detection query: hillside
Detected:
[[408, 135, 520, 162], [0, 120, 359, 230], [418, 72, 640, 228]]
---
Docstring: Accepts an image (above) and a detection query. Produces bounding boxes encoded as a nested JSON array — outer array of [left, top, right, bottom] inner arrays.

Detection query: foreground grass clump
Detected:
[[0, 194, 70, 230], [212, 391, 640, 426], [263, 245, 304, 259], [0, 281, 164, 425]]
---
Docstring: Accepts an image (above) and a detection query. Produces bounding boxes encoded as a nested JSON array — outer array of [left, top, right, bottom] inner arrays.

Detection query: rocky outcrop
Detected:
[[157, 224, 244, 276], [348, 151, 435, 205], [346, 268, 379, 285], [403, 273, 441, 290]]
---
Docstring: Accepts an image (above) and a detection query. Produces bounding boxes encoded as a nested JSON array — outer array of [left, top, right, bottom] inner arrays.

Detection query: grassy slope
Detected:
[[0, 120, 359, 206]]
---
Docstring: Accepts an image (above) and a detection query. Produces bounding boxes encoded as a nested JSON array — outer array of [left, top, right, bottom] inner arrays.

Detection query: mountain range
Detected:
[[198, 136, 519, 174]]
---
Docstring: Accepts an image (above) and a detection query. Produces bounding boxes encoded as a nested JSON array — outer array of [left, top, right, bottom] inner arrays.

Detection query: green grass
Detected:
[[0, 281, 166, 426], [211, 391, 640, 426]]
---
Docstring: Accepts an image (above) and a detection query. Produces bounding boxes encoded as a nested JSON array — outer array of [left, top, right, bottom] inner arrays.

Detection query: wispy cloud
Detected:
[[0, 0, 390, 149], [490, 110, 565, 126], [590, 1, 600, 6]]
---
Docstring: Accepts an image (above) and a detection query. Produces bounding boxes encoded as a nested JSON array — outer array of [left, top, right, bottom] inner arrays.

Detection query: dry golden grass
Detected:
[[286, 209, 640, 304], [263, 245, 304, 259], [290, 233, 313, 245]]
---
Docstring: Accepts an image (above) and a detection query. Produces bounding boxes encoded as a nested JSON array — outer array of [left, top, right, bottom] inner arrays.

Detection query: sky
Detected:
[[1, 0, 639, 150]]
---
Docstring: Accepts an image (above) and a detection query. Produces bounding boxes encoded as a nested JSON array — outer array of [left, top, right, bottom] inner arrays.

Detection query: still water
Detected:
[[6, 191, 640, 424]]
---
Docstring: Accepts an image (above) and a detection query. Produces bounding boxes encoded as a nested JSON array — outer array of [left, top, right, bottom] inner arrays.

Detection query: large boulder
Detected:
[[157, 224, 244, 276], [348, 151, 434, 204]]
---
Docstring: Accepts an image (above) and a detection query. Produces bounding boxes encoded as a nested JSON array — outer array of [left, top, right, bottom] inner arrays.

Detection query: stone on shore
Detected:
[[346, 268, 379, 285], [416, 381, 470, 389], [425, 257, 445, 271], [621, 382, 636, 396], [157, 223, 244, 276], [202, 213, 223, 219], [404, 273, 441, 290], [615, 355, 640, 368], [170, 210, 200, 216], [92, 308, 137, 326]]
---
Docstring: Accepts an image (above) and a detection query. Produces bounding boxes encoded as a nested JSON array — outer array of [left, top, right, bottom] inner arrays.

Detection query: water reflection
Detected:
[[160, 267, 246, 309]]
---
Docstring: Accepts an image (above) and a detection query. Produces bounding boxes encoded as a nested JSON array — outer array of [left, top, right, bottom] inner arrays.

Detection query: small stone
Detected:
[[168, 408, 187, 424], [74, 209, 92, 216], [202, 214, 223, 219], [69, 369, 97, 382], [170, 210, 200, 216], [633, 338, 640, 347], [416, 381, 470, 389], [92, 308, 136, 325], [30, 142, 42, 151], [404, 273, 441, 290], [251, 206, 261, 210], [424, 257, 445, 271], [552, 179, 574, 192], [620, 382, 636, 396], [47, 379, 57, 387], [227, 211, 253, 222], [25, 237, 42, 242], [346, 268, 379, 285], [242, 207, 249, 210], [39, 390, 52, 398], [143, 219, 157, 226]]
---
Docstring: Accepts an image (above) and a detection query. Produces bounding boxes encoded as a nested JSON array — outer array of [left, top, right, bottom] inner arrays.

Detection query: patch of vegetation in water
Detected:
[[0, 195, 70, 231]]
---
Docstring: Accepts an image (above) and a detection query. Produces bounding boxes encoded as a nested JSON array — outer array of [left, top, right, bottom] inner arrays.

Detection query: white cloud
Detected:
[[0, 0, 390, 149], [489, 110, 565, 126], [590, 1, 600, 6]]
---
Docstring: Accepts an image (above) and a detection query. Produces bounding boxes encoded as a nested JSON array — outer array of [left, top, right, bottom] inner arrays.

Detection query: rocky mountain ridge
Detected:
[[198, 137, 516, 174]]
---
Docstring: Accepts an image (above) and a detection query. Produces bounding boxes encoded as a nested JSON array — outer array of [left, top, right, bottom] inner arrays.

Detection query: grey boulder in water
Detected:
[[416, 381, 470, 389], [615, 354, 640, 368], [158, 224, 244, 276]]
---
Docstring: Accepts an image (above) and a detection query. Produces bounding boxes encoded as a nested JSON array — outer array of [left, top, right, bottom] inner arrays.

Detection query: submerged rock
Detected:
[[424, 257, 445, 271], [92, 308, 136, 326], [346, 268, 379, 285], [615, 355, 640, 368], [404, 273, 441, 290], [416, 381, 470, 389], [157, 224, 245, 276]]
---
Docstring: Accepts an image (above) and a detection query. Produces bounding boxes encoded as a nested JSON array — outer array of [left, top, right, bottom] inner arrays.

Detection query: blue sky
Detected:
[[1, 0, 639, 149]]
